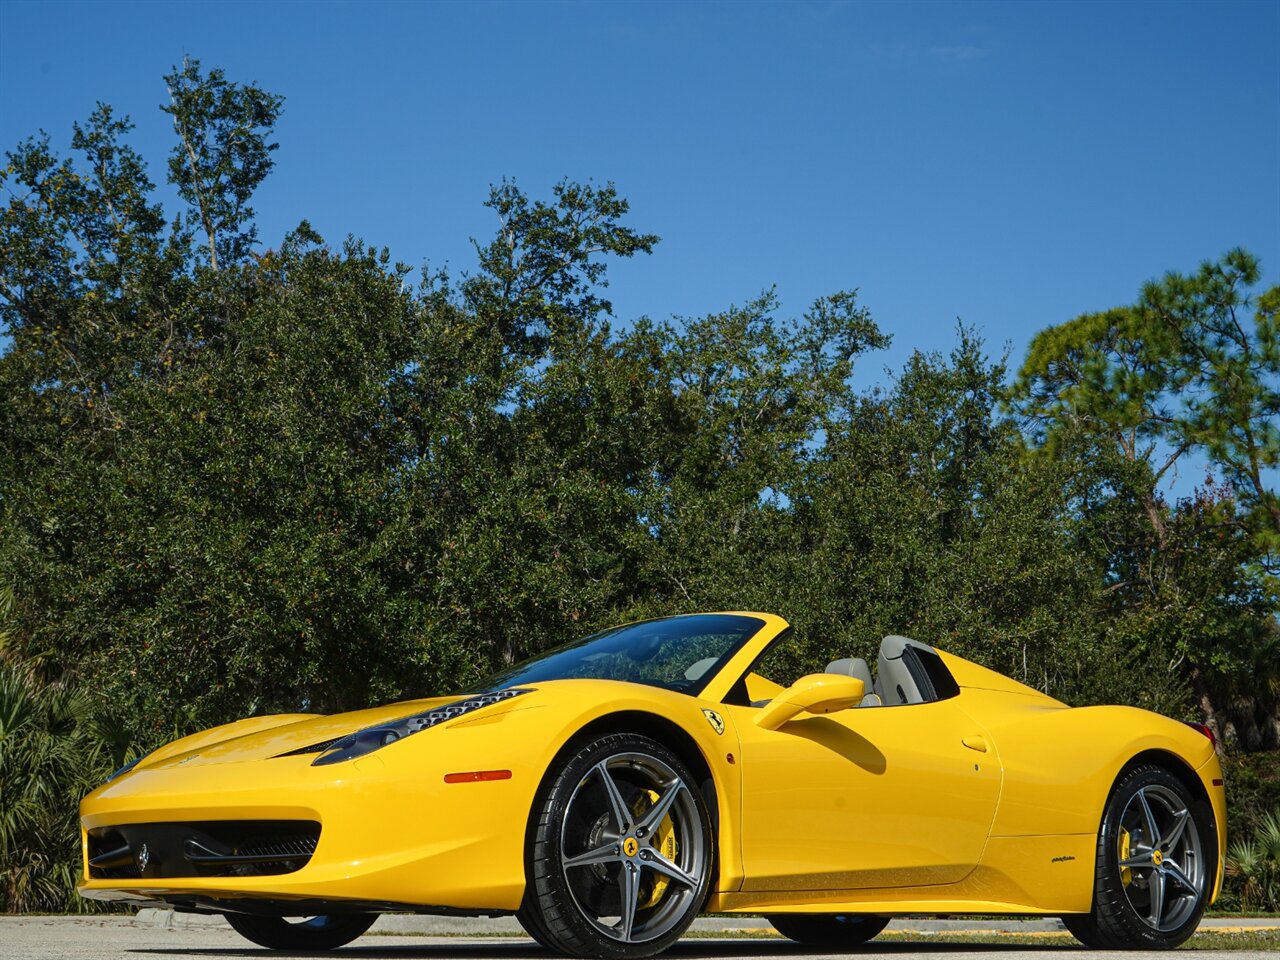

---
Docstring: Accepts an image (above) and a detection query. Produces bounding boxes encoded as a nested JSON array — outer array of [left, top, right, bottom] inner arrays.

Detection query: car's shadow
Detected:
[[127, 937, 1088, 958]]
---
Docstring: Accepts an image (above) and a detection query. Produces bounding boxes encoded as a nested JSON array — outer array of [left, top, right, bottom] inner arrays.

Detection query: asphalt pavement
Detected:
[[0, 914, 1275, 960]]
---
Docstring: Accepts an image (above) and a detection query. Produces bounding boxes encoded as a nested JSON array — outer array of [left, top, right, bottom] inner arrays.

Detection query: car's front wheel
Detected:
[[224, 913, 378, 951], [519, 732, 713, 958], [766, 913, 889, 946], [1064, 763, 1213, 949]]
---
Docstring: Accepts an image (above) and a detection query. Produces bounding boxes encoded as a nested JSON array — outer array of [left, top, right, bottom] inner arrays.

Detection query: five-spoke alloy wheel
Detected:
[[1063, 764, 1214, 950], [519, 733, 713, 959]]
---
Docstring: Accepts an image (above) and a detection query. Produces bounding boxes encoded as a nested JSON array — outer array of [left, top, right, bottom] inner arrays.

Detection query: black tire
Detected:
[[1065, 763, 1214, 950], [766, 913, 889, 947], [522, 732, 714, 959], [517, 897, 560, 950], [1060, 911, 1102, 946], [223, 913, 378, 951]]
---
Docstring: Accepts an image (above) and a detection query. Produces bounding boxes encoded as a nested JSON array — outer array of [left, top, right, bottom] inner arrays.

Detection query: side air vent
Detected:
[[277, 738, 340, 758]]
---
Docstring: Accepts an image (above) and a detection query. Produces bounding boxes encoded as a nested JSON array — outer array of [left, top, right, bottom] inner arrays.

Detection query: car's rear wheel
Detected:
[[223, 913, 378, 951], [766, 913, 889, 946], [520, 732, 713, 958], [1064, 763, 1213, 949]]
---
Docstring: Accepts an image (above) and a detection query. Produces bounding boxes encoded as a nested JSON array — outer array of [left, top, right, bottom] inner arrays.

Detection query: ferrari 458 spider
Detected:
[[80, 613, 1225, 955]]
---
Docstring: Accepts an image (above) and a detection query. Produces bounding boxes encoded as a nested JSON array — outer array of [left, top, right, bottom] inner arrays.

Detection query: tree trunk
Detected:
[[1190, 665, 1223, 753]]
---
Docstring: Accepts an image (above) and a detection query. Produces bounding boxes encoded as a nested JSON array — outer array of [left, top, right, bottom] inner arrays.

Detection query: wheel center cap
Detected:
[[1152, 848, 1163, 866], [623, 836, 639, 857]]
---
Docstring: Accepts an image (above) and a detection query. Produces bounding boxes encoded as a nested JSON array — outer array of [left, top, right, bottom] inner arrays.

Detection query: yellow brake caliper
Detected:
[[1119, 827, 1133, 887], [632, 790, 678, 908]]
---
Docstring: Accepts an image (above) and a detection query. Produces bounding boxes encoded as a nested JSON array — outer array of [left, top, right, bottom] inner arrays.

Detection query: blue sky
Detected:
[[2, 0, 1277, 491]]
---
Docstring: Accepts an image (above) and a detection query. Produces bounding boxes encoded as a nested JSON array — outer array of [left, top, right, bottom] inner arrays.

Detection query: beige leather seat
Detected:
[[825, 656, 882, 707], [875, 634, 931, 705]]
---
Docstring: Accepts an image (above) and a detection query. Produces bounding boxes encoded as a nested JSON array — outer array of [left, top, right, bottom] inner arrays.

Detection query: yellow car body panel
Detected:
[[730, 696, 1002, 891], [79, 611, 1225, 921], [82, 681, 746, 910]]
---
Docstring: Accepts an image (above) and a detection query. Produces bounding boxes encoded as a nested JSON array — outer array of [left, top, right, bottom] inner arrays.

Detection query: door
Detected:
[[728, 697, 1001, 891]]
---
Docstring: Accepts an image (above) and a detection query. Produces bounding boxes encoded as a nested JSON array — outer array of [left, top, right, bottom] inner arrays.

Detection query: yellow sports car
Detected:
[[80, 613, 1225, 955]]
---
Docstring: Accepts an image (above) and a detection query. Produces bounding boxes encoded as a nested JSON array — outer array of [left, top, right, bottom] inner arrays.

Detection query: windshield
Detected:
[[477, 614, 765, 696]]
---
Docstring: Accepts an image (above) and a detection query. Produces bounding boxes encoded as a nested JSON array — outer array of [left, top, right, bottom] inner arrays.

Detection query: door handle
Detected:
[[961, 735, 988, 753]]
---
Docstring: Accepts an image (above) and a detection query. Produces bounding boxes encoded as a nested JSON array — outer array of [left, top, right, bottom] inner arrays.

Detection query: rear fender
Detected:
[[965, 695, 1215, 837]]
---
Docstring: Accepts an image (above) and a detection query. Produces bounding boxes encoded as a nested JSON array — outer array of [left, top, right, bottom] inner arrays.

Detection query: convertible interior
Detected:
[[827, 634, 961, 706], [714, 634, 962, 709]]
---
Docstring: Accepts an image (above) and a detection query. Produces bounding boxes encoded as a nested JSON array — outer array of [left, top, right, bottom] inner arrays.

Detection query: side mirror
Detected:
[[755, 673, 864, 730]]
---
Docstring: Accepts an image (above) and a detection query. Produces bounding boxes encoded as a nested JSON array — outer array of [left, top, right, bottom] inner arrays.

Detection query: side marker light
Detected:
[[444, 769, 512, 784]]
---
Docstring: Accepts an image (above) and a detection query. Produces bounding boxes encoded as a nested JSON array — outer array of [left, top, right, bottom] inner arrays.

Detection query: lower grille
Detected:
[[87, 820, 321, 879]]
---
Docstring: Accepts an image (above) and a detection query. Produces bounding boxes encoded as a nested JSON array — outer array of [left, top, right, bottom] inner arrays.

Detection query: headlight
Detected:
[[312, 688, 532, 766], [106, 749, 154, 783]]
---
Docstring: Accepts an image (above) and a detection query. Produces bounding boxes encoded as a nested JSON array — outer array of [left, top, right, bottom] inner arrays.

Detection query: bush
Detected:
[[1217, 751, 1280, 912], [1223, 751, 1280, 844], [1224, 808, 1280, 913], [0, 661, 129, 912]]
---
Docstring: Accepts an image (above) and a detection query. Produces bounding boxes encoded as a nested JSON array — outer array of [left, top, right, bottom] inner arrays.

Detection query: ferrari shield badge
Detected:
[[702, 708, 725, 735]]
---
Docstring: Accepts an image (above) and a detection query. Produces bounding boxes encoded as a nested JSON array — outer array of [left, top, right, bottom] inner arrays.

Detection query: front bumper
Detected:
[[78, 734, 541, 912]]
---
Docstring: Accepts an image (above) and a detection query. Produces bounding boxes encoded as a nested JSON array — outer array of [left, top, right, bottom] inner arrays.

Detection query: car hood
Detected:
[[138, 691, 532, 770]]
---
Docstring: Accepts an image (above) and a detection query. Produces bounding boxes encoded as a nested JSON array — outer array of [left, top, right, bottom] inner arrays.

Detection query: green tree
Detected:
[[1014, 251, 1280, 742], [464, 179, 658, 362], [1016, 249, 1279, 551], [619, 289, 889, 617], [2, 60, 1278, 914], [772, 332, 1105, 698], [162, 57, 283, 271]]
